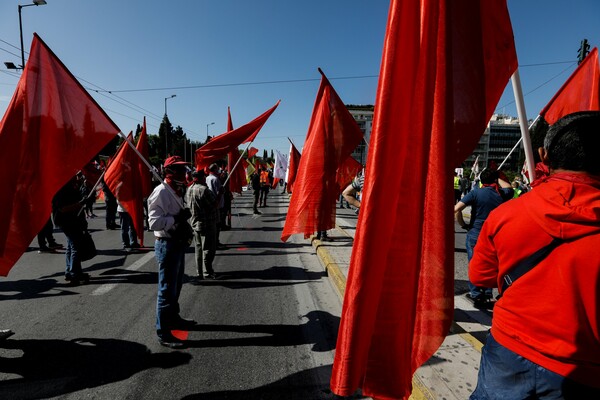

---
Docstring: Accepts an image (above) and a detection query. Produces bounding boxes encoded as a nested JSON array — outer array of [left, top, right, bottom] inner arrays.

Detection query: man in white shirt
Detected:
[[148, 156, 195, 349]]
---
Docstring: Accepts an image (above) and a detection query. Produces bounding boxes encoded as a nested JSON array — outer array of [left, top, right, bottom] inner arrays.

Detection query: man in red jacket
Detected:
[[469, 111, 600, 399]]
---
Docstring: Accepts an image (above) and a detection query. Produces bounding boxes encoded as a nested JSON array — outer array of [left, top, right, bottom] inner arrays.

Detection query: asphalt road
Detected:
[[0, 191, 346, 399]]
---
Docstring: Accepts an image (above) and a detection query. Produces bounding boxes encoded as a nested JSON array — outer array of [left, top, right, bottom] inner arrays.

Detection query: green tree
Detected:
[[158, 115, 173, 159]]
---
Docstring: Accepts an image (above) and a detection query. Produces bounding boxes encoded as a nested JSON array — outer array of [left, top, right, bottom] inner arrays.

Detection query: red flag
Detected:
[[281, 70, 364, 241], [540, 47, 600, 124], [0, 34, 119, 276], [336, 156, 363, 195], [104, 133, 146, 247], [330, 1, 517, 398], [247, 147, 259, 159], [226, 108, 246, 194], [136, 117, 153, 198], [286, 142, 301, 194], [81, 161, 103, 191], [195, 101, 280, 170]]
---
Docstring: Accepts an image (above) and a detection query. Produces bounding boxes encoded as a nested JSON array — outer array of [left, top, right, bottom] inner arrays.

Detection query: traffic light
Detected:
[[577, 39, 591, 65]]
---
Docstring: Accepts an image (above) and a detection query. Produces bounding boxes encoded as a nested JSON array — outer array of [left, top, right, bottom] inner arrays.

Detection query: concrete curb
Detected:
[[312, 238, 346, 299]]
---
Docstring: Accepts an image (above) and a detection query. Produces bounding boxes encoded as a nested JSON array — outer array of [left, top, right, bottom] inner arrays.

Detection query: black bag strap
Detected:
[[501, 238, 562, 293]]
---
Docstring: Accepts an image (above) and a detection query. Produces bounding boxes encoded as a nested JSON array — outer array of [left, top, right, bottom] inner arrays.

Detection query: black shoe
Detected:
[[0, 329, 14, 341], [158, 334, 185, 349], [204, 273, 217, 280], [253, 210, 262, 215], [466, 293, 491, 309], [38, 246, 53, 254], [172, 317, 197, 329], [68, 273, 90, 285], [48, 242, 63, 249]]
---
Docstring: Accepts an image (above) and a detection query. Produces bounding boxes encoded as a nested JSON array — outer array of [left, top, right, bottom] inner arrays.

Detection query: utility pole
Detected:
[[577, 39, 590, 65]]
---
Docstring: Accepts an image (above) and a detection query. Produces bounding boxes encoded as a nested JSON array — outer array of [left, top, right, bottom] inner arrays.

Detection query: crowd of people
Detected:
[[5, 111, 598, 396]]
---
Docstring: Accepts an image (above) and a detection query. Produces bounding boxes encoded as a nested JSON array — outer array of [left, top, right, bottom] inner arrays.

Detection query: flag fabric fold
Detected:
[[285, 142, 301, 193], [336, 156, 363, 195], [195, 101, 280, 171], [104, 133, 146, 247], [0, 34, 120, 276], [136, 117, 153, 199], [330, 1, 517, 398], [539, 47, 599, 125], [281, 70, 363, 242], [226, 108, 247, 194]]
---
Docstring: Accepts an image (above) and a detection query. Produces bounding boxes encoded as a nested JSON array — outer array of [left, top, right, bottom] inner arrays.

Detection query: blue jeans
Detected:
[[154, 238, 186, 336], [62, 224, 83, 278], [471, 333, 600, 399], [466, 228, 492, 299], [119, 212, 137, 246]]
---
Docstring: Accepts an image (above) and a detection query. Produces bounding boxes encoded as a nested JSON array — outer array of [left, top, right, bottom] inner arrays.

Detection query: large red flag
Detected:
[[336, 156, 363, 195], [195, 101, 280, 170], [330, 1, 517, 398], [286, 142, 301, 194], [136, 117, 153, 198], [281, 70, 364, 241], [0, 34, 120, 276], [540, 47, 599, 124], [226, 108, 246, 194], [104, 133, 146, 247]]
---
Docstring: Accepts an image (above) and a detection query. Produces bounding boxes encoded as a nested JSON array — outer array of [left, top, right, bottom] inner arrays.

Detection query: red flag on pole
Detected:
[[247, 147, 259, 160], [540, 47, 599, 124], [195, 101, 280, 171], [286, 142, 301, 194], [336, 156, 363, 195], [0, 34, 120, 276], [136, 117, 153, 198], [226, 107, 246, 194], [281, 70, 364, 241], [104, 133, 146, 247], [330, 1, 517, 398]]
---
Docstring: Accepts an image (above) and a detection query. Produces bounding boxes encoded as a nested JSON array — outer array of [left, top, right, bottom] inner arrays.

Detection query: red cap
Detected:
[[164, 156, 187, 168]]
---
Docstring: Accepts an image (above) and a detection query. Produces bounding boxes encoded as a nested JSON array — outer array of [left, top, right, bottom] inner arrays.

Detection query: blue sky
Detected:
[[1, 0, 599, 157]]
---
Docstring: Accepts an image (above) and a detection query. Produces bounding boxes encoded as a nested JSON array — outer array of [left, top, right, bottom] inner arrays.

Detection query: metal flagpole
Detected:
[[222, 141, 254, 189], [497, 115, 540, 171], [511, 70, 536, 181]]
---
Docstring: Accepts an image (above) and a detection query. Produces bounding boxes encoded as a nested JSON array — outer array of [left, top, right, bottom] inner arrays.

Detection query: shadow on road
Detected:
[[181, 364, 369, 400], [185, 310, 339, 352], [218, 266, 326, 281], [0, 338, 191, 399], [0, 279, 78, 301]]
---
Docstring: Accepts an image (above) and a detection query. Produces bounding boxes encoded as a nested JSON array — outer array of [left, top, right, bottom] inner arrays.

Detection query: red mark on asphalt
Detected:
[[171, 330, 189, 340], [236, 247, 249, 251]]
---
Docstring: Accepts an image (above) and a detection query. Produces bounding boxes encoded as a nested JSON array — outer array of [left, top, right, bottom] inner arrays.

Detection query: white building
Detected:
[[347, 105, 373, 165]]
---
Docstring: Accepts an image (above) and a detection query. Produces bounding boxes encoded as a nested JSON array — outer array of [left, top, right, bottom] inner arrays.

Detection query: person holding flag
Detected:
[[148, 156, 195, 349], [52, 173, 91, 284]]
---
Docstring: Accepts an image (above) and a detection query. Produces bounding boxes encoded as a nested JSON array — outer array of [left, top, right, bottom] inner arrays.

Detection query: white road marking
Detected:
[[91, 252, 155, 296]]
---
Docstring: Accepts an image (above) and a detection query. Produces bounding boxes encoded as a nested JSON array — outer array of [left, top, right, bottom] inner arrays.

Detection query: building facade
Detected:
[[463, 114, 524, 173], [347, 105, 374, 166]]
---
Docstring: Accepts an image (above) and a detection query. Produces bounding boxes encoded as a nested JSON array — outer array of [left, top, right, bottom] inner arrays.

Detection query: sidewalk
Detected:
[[311, 206, 490, 400]]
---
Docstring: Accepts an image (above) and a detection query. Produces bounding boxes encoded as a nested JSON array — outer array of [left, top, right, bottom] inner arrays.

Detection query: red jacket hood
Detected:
[[525, 173, 600, 240]]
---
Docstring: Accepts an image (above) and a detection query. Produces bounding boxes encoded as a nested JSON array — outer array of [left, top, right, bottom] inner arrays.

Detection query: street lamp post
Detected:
[[206, 122, 215, 142], [164, 94, 176, 157], [5, 0, 47, 70]]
